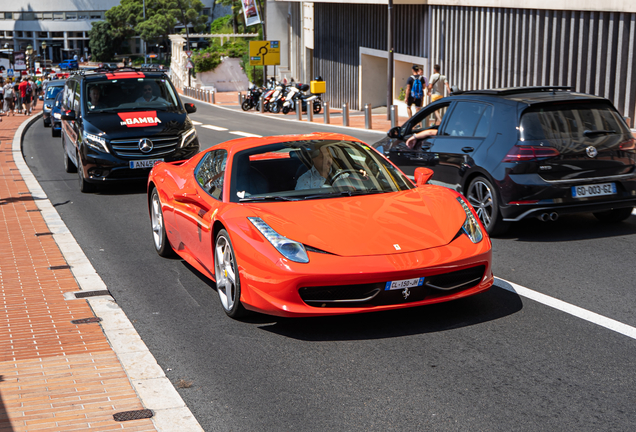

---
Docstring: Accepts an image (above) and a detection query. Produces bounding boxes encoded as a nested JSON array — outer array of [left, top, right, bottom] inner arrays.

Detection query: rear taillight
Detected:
[[619, 138, 636, 151], [502, 145, 560, 162]]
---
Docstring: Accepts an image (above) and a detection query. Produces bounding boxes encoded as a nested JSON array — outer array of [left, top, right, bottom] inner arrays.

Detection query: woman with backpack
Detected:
[[4, 80, 16, 115]]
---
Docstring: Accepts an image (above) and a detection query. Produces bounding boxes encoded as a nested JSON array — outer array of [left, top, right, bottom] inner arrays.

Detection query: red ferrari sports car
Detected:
[[147, 132, 493, 318]]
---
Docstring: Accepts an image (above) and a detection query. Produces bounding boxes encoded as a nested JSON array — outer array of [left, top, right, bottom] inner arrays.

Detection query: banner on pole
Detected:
[[241, 0, 261, 27]]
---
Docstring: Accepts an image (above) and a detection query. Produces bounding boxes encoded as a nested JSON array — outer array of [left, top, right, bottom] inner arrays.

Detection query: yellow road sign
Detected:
[[249, 41, 280, 66]]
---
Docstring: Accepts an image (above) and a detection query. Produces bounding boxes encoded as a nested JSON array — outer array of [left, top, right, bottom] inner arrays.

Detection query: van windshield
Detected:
[[85, 78, 180, 112]]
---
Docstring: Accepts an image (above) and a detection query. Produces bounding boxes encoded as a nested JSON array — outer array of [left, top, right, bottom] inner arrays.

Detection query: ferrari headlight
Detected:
[[457, 197, 483, 243], [82, 131, 109, 153], [248, 217, 309, 263], [180, 127, 197, 148]]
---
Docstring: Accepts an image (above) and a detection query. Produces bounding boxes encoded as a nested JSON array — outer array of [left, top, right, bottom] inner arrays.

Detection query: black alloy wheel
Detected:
[[466, 176, 509, 236]]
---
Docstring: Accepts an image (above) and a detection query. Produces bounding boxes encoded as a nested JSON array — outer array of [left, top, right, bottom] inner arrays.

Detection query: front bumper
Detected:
[[231, 226, 493, 317], [79, 141, 199, 184], [500, 172, 636, 221]]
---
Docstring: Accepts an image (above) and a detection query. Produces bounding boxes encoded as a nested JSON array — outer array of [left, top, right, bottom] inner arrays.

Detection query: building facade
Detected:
[[269, 0, 636, 123]]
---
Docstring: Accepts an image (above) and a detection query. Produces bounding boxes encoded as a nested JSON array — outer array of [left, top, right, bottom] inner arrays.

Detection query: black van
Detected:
[[60, 70, 200, 192]]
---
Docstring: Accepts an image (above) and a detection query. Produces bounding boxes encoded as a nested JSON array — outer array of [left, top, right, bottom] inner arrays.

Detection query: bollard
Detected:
[[238, 92, 243, 105], [364, 104, 373, 130], [296, 104, 302, 121], [205, 90, 210, 103], [259, 96, 264, 114], [323, 102, 330, 124], [342, 103, 349, 127], [211, 90, 216, 104], [390, 105, 398, 128], [307, 104, 313, 122]]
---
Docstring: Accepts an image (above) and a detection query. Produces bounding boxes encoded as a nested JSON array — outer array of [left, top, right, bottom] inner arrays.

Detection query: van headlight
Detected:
[[457, 197, 483, 243], [248, 217, 309, 263], [83, 131, 109, 153], [180, 127, 197, 148]]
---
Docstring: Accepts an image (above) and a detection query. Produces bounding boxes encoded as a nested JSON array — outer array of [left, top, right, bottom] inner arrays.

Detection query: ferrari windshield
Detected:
[[230, 140, 414, 203], [85, 78, 180, 112]]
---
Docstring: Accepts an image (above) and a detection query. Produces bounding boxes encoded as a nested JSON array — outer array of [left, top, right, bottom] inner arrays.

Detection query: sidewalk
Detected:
[[0, 109, 201, 431], [180, 89, 397, 133]]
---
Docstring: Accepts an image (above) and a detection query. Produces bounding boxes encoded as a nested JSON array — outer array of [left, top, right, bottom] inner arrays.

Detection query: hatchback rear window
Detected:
[[520, 103, 628, 141]]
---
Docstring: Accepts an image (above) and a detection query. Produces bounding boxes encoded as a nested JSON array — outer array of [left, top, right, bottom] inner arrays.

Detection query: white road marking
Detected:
[[201, 124, 228, 131], [229, 131, 262, 137], [191, 120, 203, 125], [495, 277, 636, 340]]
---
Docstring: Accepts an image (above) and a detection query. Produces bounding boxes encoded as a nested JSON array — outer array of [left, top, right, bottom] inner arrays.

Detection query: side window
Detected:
[[195, 150, 228, 200], [409, 103, 451, 134], [73, 82, 81, 112], [63, 81, 75, 110], [473, 105, 493, 137], [441, 102, 491, 137]]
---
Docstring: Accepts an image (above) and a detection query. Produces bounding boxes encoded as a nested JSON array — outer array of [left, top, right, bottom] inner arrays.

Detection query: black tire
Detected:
[[214, 229, 247, 318], [77, 151, 97, 193], [593, 207, 634, 223], [282, 106, 290, 114], [62, 139, 77, 173], [241, 100, 252, 111], [150, 187, 176, 257], [43, 119, 50, 127], [466, 176, 509, 236], [313, 100, 322, 114], [271, 101, 281, 113], [52, 127, 61, 138]]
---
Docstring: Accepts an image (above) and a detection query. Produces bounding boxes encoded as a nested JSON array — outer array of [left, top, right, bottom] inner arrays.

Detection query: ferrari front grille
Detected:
[[110, 136, 179, 159], [426, 265, 485, 291]]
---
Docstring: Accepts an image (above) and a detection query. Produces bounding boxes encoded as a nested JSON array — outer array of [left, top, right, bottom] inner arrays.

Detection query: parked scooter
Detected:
[[241, 83, 263, 111]]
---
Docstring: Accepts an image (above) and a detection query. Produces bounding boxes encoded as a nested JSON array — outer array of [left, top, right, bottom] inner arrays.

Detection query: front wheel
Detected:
[[77, 151, 97, 193], [241, 100, 252, 111], [62, 138, 76, 173], [282, 106, 290, 114], [150, 187, 175, 257], [466, 176, 509, 236], [313, 100, 322, 114], [270, 101, 281, 113], [214, 229, 247, 318], [593, 207, 634, 223]]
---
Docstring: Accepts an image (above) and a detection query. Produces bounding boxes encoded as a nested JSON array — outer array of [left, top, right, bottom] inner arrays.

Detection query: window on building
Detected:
[[38, 32, 47, 38], [53, 12, 64, 20], [79, 13, 89, 20], [12, 13, 20, 20], [16, 31, 23, 37], [202, 8, 211, 16], [66, 13, 77, 20], [52, 32, 63, 38], [43, 12, 52, 19], [35, 13, 43, 19], [25, 31, 32, 37], [6, 31, 13, 36], [90, 13, 102, 19], [22, 12, 34, 20]]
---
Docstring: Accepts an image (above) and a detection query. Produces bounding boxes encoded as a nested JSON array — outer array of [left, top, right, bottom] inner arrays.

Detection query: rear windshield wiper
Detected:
[[299, 189, 387, 200], [239, 195, 299, 202], [584, 129, 616, 137]]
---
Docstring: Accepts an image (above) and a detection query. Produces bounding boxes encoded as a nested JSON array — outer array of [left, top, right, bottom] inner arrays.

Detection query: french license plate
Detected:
[[571, 182, 616, 198], [129, 159, 163, 169], [385, 277, 425, 291]]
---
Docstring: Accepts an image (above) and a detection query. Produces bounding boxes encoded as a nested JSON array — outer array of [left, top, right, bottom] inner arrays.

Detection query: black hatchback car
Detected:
[[373, 86, 636, 235], [60, 70, 199, 192]]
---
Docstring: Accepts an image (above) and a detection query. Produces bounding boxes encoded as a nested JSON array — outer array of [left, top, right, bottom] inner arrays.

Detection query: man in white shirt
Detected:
[[135, 83, 167, 103], [295, 146, 334, 190]]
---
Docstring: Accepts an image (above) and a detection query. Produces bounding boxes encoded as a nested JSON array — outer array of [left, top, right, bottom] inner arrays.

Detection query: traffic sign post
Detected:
[[7, 68, 14, 77], [249, 41, 280, 66]]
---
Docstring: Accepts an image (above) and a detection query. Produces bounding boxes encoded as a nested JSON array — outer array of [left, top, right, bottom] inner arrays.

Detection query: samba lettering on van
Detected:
[[118, 111, 162, 127]]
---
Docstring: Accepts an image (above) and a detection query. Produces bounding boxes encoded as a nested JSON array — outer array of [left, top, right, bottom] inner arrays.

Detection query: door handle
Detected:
[[462, 147, 474, 153]]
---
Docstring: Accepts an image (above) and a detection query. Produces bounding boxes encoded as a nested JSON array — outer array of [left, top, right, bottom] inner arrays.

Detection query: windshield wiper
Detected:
[[584, 129, 615, 137], [239, 195, 299, 202], [299, 189, 387, 200]]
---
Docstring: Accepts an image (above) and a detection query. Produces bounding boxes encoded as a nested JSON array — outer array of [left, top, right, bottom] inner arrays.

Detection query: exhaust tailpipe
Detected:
[[549, 212, 559, 221], [538, 213, 550, 222]]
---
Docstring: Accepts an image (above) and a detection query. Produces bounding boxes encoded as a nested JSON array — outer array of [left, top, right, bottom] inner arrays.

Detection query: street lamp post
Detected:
[[41, 41, 47, 72]]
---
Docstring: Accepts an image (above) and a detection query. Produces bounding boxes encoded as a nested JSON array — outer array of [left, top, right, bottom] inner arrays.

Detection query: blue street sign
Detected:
[[7, 68, 14, 77]]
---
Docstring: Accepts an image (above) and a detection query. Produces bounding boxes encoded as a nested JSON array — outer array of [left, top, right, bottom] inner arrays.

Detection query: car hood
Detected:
[[244, 188, 466, 257], [83, 110, 189, 140]]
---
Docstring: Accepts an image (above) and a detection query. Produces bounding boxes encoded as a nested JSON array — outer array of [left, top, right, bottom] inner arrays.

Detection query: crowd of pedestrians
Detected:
[[1, 74, 46, 117]]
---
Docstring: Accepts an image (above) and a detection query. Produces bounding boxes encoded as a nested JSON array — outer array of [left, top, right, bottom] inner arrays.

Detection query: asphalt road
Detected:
[[23, 100, 636, 431]]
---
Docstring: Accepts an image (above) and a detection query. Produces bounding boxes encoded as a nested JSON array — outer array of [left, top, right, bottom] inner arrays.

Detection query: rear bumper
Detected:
[[502, 198, 636, 221]]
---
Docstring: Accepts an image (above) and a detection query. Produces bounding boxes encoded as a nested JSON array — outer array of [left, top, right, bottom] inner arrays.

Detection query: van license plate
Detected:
[[571, 183, 616, 198], [385, 277, 425, 290], [130, 159, 163, 169]]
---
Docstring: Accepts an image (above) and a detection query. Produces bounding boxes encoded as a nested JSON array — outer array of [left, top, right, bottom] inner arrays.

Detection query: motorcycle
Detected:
[[282, 83, 323, 115], [241, 83, 263, 111], [267, 81, 287, 113]]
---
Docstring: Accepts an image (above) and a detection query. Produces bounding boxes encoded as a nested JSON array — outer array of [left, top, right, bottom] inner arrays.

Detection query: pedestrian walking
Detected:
[[0, 79, 4, 115], [4, 80, 16, 115], [14, 81, 22, 114], [405, 65, 428, 118], [18, 77, 32, 115], [428, 64, 452, 102]]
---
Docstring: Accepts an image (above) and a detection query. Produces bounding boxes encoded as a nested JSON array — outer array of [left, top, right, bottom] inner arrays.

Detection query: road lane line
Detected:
[[495, 277, 636, 340], [191, 120, 203, 125], [201, 124, 228, 131], [229, 131, 262, 137]]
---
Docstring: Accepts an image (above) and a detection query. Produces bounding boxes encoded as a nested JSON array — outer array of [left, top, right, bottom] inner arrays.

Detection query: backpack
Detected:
[[5, 86, 13, 98], [26, 83, 32, 94], [410, 76, 423, 99]]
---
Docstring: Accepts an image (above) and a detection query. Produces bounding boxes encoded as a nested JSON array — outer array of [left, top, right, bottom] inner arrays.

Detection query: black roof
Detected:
[[452, 86, 609, 105]]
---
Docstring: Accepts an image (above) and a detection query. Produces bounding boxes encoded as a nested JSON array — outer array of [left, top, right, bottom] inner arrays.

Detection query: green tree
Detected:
[[88, 21, 121, 62]]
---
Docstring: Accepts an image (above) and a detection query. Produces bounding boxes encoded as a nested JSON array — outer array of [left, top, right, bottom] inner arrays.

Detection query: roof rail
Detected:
[[463, 86, 572, 96]]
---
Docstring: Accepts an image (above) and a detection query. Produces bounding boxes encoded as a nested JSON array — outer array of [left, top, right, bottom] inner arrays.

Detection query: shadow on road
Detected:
[[95, 179, 148, 196], [498, 213, 636, 242], [255, 285, 522, 341]]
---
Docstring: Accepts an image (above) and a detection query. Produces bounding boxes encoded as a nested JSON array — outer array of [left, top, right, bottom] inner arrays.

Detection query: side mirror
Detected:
[[60, 110, 76, 121], [184, 103, 197, 114], [414, 167, 434, 186], [387, 126, 401, 139]]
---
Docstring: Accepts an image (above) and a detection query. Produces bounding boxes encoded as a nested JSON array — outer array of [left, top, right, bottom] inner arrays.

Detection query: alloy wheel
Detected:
[[151, 192, 164, 251], [215, 234, 237, 312], [467, 180, 494, 228]]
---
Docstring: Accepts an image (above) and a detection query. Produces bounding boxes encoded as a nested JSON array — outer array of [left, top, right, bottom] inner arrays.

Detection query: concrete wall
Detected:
[[194, 57, 249, 91]]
